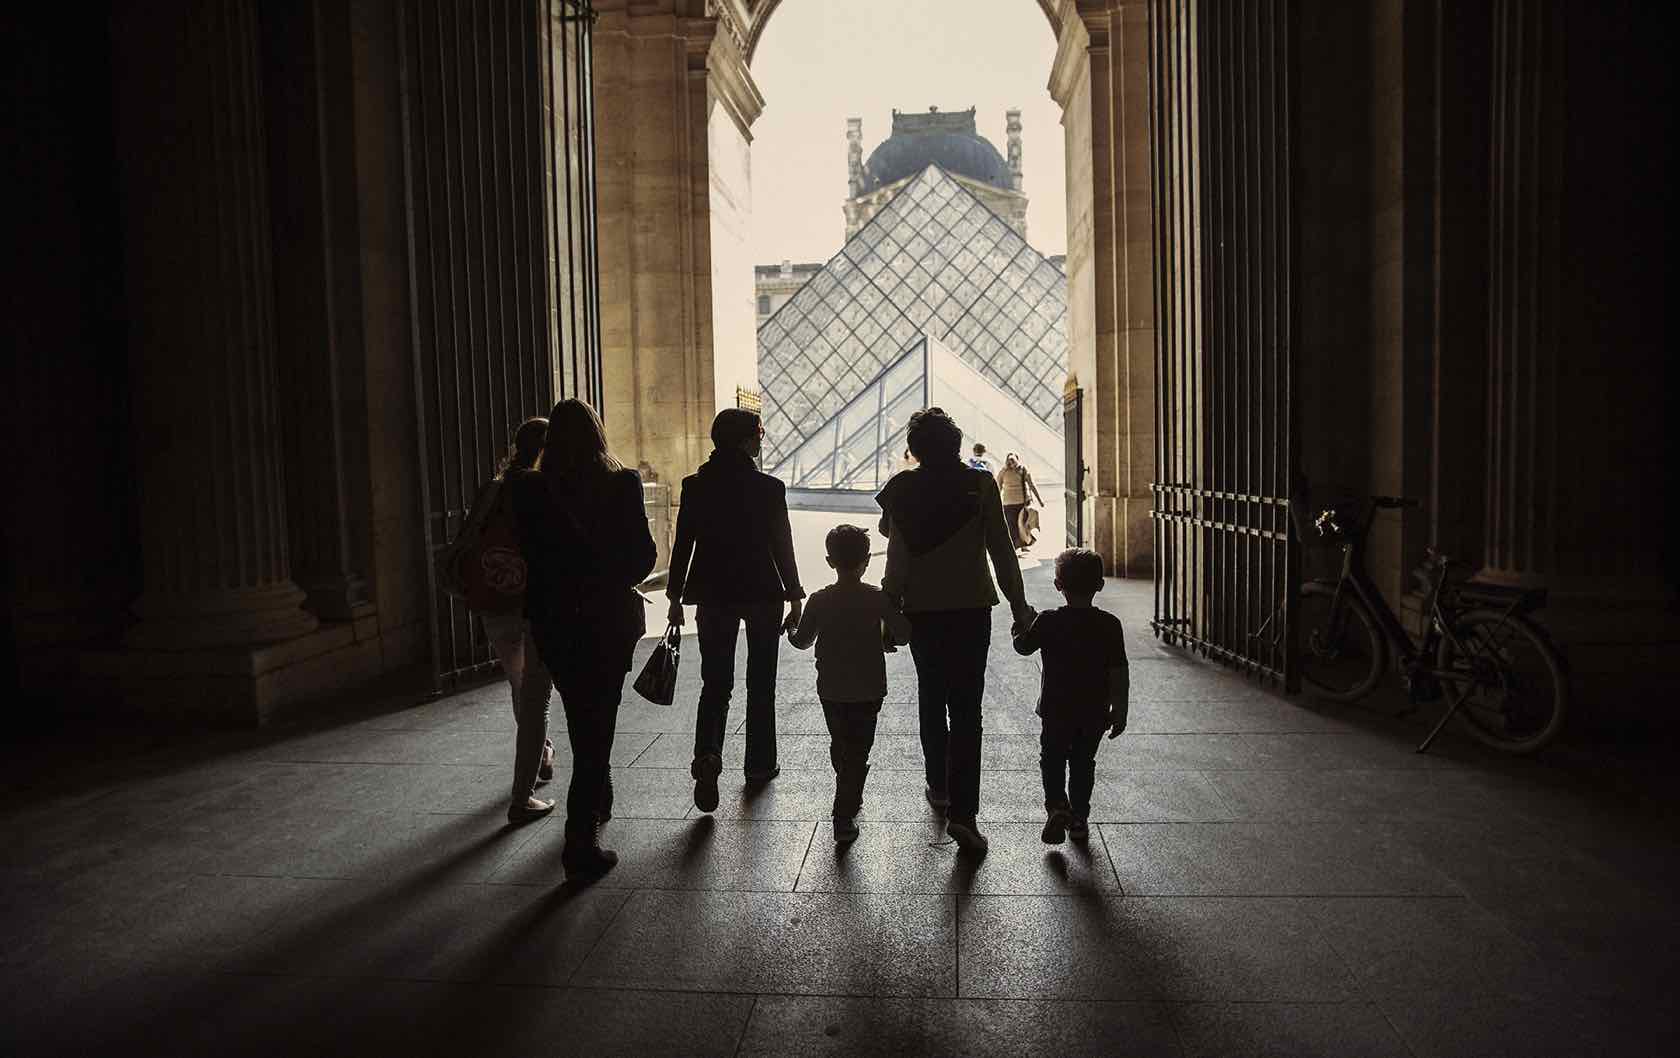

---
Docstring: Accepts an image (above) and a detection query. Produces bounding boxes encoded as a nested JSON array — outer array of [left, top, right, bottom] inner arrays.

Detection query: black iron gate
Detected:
[[400, 0, 601, 693], [1064, 386, 1084, 547], [1148, 0, 1300, 687]]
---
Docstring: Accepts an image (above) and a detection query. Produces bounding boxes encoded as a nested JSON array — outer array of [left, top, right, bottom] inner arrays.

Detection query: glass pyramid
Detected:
[[773, 332, 1066, 493], [758, 164, 1068, 481]]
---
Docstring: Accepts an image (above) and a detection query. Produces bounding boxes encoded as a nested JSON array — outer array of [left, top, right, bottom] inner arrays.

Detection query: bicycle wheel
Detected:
[[1436, 610, 1568, 753], [1296, 581, 1386, 701]]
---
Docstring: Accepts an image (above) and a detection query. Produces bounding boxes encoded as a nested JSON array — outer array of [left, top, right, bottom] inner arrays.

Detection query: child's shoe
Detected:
[[1041, 806, 1071, 845], [833, 815, 859, 843], [1068, 817, 1090, 842]]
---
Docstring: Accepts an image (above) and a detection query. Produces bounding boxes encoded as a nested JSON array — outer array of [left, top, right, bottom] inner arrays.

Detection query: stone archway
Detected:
[[590, 0, 1154, 576]]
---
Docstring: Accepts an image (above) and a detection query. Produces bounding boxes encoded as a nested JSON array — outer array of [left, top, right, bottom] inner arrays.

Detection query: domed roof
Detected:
[[861, 107, 1015, 194]]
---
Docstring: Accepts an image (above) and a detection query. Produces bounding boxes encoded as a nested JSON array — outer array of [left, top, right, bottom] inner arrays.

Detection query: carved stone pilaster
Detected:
[[112, 0, 318, 650]]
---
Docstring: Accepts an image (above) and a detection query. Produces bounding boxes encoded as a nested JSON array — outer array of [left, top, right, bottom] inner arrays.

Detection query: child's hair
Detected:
[[498, 416, 548, 478], [1054, 548, 1105, 595], [826, 523, 871, 569]]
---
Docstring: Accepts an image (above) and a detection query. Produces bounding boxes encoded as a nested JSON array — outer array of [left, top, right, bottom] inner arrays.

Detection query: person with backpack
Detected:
[[508, 399, 656, 878], [454, 418, 560, 792]]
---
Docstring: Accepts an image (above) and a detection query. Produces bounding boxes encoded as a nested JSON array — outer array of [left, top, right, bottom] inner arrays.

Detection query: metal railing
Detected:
[[400, 0, 601, 693], [1149, 0, 1301, 688]]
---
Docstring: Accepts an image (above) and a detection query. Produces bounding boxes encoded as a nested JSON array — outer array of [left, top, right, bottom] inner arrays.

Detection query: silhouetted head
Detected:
[[906, 407, 962, 464], [972, 443, 987, 458], [539, 398, 623, 483], [1053, 548, 1104, 599], [499, 416, 548, 478], [825, 523, 871, 575], [711, 408, 763, 458]]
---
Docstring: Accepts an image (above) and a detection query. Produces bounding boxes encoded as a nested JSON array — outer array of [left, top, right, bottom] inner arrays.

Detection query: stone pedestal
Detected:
[[111, 0, 318, 653]]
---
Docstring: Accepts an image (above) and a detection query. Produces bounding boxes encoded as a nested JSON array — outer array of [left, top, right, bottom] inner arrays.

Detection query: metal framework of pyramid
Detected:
[[757, 164, 1069, 486]]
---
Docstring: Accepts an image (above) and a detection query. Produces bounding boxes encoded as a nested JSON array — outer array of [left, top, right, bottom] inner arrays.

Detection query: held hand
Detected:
[[1010, 604, 1037, 636], [1107, 706, 1127, 739], [667, 600, 685, 627], [783, 598, 803, 633]]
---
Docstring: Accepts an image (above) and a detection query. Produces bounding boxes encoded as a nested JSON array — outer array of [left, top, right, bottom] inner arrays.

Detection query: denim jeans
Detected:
[[509, 627, 555, 807], [821, 698, 882, 818], [907, 608, 991, 821], [1040, 718, 1105, 819], [692, 601, 784, 774]]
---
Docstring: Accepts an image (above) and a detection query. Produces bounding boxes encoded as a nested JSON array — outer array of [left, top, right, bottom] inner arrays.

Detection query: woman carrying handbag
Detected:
[[509, 399, 657, 878]]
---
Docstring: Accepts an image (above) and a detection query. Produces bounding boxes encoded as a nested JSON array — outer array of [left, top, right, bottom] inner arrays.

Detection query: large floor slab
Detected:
[[2, 557, 1673, 1055]]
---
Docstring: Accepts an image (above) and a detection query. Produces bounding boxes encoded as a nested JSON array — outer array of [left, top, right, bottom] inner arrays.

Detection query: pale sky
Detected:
[[747, 0, 1068, 265]]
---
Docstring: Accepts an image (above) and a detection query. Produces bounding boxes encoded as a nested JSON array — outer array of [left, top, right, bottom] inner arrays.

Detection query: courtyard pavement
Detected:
[[3, 516, 1677, 1056]]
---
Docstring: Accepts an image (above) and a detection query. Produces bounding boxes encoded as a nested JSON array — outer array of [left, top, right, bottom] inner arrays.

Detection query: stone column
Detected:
[[260, 0, 373, 623], [1479, 0, 1675, 720], [112, 0, 318, 650], [1049, 0, 1154, 577], [1481, 0, 1564, 591]]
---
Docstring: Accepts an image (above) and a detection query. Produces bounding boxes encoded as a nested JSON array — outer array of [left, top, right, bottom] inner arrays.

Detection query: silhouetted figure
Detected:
[[666, 408, 804, 813], [877, 407, 1034, 852], [509, 399, 655, 878], [996, 451, 1045, 552], [476, 417, 559, 788], [967, 442, 994, 474], [788, 524, 912, 843], [1012, 548, 1130, 845]]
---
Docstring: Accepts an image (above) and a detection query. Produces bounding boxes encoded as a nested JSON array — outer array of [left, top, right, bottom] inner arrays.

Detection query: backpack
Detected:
[[434, 478, 527, 615]]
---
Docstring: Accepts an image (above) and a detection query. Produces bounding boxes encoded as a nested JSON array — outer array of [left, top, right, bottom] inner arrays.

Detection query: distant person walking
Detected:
[[788, 524, 912, 844], [667, 409, 805, 813], [509, 399, 655, 879], [878, 408, 1033, 852], [966, 442, 994, 474], [996, 452, 1046, 552]]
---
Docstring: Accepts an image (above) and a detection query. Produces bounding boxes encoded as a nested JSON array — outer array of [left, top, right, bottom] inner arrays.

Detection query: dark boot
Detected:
[[597, 767, 615, 824], [561, 820, 618, 879]]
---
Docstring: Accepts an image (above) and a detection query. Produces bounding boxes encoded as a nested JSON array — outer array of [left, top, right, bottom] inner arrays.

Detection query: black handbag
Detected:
[[632, 623, 681, 705]]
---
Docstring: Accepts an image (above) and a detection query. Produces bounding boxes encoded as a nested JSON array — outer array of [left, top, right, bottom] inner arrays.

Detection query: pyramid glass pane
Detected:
[[757, 164, 1069, 487]]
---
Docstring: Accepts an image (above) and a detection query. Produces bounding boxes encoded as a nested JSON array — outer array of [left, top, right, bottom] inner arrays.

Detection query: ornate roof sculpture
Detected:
[[757, 163, 1069, 489]]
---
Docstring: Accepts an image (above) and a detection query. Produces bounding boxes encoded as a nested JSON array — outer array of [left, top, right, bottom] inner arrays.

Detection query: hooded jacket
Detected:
[[876, 460, 1026, 615]]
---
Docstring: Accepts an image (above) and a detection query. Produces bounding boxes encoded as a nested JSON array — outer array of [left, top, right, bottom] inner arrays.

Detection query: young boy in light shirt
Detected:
[[789, 524, 913, 843]]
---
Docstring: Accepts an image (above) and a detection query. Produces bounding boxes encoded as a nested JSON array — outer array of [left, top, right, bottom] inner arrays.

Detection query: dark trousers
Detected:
[[523, 621, 629, 837], [693, 601, 783, 773], [1040, 718, 1105, 820], [908, 608, 991, 821], [1003, 503, 1025, 547], [821, 698, 882, 818]]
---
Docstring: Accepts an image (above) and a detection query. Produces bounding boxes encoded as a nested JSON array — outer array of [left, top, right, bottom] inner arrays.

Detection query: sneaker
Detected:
[[1041, 807, 1071, 845], [691, 753, 722, 813], [925, 786, 950, 813], [1068, 817, 1090, 841], [744, 766, 781, 784], [945, 816, 988, 852], [833, 815, 859, 843]]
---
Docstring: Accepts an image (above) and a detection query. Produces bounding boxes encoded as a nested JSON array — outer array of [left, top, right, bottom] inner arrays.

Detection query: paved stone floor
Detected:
[[4, 541, 1678, 1055]]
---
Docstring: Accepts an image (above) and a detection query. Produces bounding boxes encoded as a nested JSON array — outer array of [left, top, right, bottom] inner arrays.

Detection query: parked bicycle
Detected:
[[1296, 495, 1569, 754]]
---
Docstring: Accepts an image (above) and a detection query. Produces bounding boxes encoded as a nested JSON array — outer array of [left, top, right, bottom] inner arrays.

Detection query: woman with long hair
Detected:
[[507, 398, 656, 878], [480, 418, 558, 785]]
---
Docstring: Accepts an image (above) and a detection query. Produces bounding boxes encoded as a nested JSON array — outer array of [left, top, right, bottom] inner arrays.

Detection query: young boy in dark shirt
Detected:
[[1011, 548, 1130, 844], [789, 524, 913, 843]]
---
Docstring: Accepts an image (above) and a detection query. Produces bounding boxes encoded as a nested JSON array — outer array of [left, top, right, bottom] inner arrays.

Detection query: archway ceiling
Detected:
[[739, 0, 1062, 65]]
